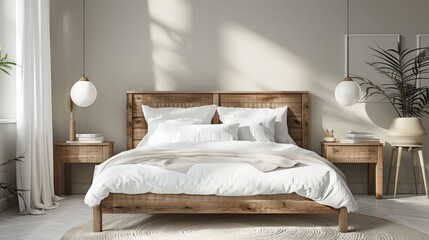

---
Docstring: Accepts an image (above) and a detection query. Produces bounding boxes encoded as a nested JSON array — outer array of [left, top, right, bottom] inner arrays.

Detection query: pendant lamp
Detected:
[[71, 0, 97, 107], [334, 0, 360, 106]]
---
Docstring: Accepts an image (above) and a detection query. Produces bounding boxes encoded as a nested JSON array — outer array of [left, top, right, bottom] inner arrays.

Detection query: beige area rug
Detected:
[[62, 213, 429, 240]]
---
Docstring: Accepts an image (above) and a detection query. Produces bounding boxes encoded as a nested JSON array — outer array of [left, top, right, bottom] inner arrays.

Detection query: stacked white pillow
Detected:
[[221, 116, 276, 142], [136, 104, 296, 147], [146, 123, 239, 146], [217, 106, 296, 144], [137, 105, 217, 147]]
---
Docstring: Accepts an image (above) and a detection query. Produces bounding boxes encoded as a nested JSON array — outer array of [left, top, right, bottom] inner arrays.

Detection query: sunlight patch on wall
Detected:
[[148, 0, 192, 90], [148, 0, 192, 33], [219, 23, 311, 90]]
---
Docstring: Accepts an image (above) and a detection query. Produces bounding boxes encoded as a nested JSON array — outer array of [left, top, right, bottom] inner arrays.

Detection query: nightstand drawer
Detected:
[[61, 154, 103, 163], [60, 146, 103, 163], [61, 146, 102, 158], [325, 145, 379, 163]]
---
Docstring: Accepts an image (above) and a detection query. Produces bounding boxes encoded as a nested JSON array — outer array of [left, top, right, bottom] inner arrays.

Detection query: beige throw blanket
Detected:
[[93, 148, 322, 175]]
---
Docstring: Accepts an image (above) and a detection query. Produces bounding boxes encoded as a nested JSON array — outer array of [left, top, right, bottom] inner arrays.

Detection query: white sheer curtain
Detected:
[[15, 0, 59, 214]]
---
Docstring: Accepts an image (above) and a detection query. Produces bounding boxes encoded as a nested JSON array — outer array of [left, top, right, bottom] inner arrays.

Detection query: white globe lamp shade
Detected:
[[334, 77, 360, 106], [70, 77, 97, 107]]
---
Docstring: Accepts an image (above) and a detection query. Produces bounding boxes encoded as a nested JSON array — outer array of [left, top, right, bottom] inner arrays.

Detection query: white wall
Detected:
[[0, 0, 16, 119], [51, 0, 429, 194]]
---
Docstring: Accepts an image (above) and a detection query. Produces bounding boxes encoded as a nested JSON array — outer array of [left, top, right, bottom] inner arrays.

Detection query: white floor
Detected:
[[0, 194, 428, 240]]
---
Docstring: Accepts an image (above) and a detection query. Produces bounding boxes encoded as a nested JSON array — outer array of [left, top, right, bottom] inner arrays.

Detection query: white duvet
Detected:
[[84, 141, 358, 212]]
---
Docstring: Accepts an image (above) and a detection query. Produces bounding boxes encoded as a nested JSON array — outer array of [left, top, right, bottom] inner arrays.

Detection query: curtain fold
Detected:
[[16, 0, 58, 214]]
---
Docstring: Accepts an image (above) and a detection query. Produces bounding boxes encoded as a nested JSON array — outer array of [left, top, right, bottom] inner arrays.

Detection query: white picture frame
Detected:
[[417, 34, 429, 88], [346, 34, 401, 102]]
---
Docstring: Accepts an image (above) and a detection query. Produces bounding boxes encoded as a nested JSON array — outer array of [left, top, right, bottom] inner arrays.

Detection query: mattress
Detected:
[[84, 141, 358, 212]]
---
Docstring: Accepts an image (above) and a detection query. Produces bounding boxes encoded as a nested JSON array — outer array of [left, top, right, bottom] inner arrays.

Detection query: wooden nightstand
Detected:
[[321, 142, 384, 199], [54, 141, 114, 195]]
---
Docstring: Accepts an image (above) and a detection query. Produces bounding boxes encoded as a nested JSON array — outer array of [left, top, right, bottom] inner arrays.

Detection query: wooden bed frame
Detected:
[[93, 91, 348, 232]]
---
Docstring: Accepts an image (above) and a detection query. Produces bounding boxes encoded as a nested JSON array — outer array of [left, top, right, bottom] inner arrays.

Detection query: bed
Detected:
[[86, 91, 357, 233]]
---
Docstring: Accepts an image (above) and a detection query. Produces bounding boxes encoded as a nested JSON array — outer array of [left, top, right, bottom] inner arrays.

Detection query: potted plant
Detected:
[[0, 48, 16, 75], [0, 48, 21, 205], [0, 154, 25, 204], [353, 45, 429, 145]]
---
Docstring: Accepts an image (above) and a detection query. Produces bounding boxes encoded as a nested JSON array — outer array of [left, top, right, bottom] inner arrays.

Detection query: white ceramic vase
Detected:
[[388, 117, 427, 145]]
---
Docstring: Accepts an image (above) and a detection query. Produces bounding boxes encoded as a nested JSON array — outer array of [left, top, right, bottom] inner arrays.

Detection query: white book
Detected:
[[66, 140, 103, 144], [346, 131, 372, 135], [339, 138, 380, 144], [76, 133, 103, 138], [339, 139, 355, 143], [345, 133, 374, 138], [77, 136, 104, 141]]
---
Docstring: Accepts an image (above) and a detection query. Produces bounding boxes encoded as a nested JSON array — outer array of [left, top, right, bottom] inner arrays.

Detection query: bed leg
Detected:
[[338, 207, 348, 233], [93, 205, 102, 232]]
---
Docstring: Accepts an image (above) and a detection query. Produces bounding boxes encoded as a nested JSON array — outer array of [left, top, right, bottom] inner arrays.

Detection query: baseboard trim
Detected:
[[348, 183, 427, 194]]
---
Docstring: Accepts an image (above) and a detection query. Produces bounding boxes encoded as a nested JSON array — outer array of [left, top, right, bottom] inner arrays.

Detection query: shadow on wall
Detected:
[[365, 102, 399, 130], [79, 0, 155, 152], [146, 0, 347, 153], [52, 0, 429, 194], [145, 0, 346, 91], [78, 0, 348, 152]]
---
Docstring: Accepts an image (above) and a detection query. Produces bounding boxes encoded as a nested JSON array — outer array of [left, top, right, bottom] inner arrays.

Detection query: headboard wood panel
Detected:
[[127, 91, 309, 149]]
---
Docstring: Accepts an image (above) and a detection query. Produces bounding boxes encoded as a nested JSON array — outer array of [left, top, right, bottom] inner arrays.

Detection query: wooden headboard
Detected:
[[127, 91, 309, 150]]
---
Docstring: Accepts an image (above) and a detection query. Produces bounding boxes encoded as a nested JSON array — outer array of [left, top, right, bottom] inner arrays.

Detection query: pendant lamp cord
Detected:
[[346, 0, 349, 76], [83, 0, 86, 77]]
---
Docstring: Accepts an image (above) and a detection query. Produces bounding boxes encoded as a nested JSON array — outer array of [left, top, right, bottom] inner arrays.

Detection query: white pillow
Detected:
[[221, 116, 276, 142], [146, 123, 240, 146], [142, 105, 216, 124], [137, 105, 217, 148], [136, 118, 204, 148], [217, 106, 296, 144]]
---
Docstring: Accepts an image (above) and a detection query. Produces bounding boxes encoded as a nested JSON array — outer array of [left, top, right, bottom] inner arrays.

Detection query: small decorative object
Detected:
[[323, 129, 336, 142], [353, 45, 429, 145], [70, 0, 97, 108], [334, 0, 361, 106], [67, 95, 76, 141]]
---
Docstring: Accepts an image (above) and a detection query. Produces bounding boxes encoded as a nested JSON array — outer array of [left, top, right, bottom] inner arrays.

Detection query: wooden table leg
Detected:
[[65, 163, 72, 195], [394, 147, 403, 199], [410, 149, 418, 194], [418, 149, 429, 198], [54, 152, 61, 196], [387, 147, 397, 194], [368, 163, 375, 195], [375, 145, 383, 199]]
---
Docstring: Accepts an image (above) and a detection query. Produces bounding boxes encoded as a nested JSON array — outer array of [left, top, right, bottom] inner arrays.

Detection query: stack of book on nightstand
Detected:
[[338, 131, 380, 144], [67, 133, 104, 143]]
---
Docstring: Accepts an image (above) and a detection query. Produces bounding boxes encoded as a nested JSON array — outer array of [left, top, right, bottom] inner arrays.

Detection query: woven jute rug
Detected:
[[62, 213, 429, 240]]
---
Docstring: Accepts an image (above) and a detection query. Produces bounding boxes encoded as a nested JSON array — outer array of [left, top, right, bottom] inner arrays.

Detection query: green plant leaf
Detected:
[[355, 46, 429, 117]]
